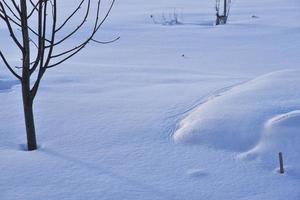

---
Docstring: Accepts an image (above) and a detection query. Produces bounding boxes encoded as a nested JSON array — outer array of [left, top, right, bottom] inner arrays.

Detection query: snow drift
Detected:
[[240, 110, 300, 168], [173, 70, 300, 159]]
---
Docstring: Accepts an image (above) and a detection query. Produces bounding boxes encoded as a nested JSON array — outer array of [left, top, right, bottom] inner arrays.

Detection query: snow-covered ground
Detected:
[[1, 0, 300, 199]]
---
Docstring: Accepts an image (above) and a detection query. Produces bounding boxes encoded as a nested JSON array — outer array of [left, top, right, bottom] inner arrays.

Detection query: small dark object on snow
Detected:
[[278, 152, 285, 174]]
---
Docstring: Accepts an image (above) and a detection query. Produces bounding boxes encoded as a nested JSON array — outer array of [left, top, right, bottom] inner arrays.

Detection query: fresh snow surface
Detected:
[[1, 0, 300, 199]]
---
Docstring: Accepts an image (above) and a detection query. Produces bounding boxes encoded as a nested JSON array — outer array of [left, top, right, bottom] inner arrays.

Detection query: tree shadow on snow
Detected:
[[39, 148, 181, 200]]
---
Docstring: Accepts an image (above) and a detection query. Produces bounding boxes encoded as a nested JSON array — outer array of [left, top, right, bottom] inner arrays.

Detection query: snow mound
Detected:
[[173, 70, 300, 152], [240, 110, 300, 167]]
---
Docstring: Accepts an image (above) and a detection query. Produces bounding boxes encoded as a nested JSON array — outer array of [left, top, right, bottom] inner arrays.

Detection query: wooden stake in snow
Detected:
[[278, 152, 284, 174]]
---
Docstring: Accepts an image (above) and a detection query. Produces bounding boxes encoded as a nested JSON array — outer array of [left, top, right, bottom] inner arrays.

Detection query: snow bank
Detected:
[[173, 70, 300, 155]]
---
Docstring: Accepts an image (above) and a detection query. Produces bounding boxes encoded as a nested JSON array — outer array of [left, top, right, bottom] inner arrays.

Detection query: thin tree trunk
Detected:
[[224, 0, 227, 16], [22, 81, 37, 151], [20, 0, 37, 151]]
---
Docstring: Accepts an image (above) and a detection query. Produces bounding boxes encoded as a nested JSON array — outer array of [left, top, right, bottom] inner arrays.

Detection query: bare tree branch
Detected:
[[27, 0, 40, 19], [47, 0, 115, 68], [45, 0, 91, 48], [11, 0, 20, 14], [2, 0, 21, 21], [55, 0, 86, 33], [0, 50, 22, 79], [91, 36, 120, 44], [0, 2, 23, 50], [30, 0, 45, 74]]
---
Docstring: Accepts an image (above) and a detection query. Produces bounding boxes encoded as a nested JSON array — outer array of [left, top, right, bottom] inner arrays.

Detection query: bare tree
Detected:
[[0, 0, 118, 151], [216, 0, 231, 25]]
